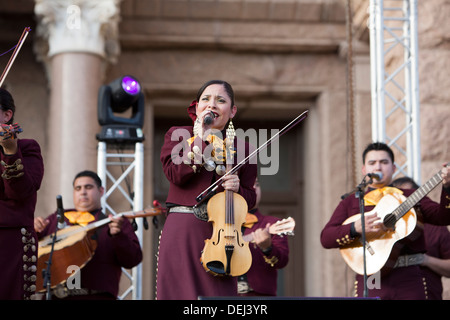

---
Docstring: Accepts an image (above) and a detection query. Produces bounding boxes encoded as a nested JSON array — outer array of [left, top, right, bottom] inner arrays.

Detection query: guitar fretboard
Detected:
[[392, 171, 444, 221]]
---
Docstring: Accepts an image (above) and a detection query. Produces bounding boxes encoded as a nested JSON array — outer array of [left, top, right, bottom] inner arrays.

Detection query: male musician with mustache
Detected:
[[0, 88, 44, 300], [320, 142, 450, 299], [34, 170, 142, 300]]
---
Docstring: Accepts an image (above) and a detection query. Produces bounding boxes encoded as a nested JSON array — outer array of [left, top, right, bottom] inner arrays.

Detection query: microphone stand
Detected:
[[43, 226, 59, 300], [43, 195, 64, 300], [342, 174, 373, 298]]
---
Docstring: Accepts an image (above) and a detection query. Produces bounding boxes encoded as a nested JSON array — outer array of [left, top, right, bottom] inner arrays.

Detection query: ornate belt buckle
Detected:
[[192, 203, 208, 221]]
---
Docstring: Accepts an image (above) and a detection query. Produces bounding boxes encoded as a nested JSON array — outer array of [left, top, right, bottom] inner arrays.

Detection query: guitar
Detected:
[[340, 164, 449, 276], [242, 217, 295, 242], [36, 205, 164, 292]]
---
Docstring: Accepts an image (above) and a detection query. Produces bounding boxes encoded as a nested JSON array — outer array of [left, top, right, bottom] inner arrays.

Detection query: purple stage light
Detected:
[[121, 76, 140, 95]]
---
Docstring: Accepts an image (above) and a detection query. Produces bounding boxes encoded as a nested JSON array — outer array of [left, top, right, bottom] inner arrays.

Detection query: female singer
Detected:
[[0, 88, 44, 299], [157, 80, 257, 299]]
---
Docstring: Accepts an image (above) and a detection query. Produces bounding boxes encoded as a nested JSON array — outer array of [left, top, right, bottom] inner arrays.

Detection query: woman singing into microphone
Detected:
[[157, 80, 257, 300]]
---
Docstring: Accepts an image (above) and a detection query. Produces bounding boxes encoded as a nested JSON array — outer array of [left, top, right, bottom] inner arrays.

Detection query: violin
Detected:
[[200, 123, 252, 276]]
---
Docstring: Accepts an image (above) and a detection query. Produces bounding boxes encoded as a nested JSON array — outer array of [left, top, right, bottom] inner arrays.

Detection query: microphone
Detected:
[[367, 172, 383, 181], [203, 111, 215, 125], [56, 195, 66, 230]]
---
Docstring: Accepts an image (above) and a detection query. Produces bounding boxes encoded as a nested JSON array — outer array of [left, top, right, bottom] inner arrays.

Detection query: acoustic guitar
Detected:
[[36, 206, 163, 292], [242, 217, 296, 242], [340, 164, 449, 276]]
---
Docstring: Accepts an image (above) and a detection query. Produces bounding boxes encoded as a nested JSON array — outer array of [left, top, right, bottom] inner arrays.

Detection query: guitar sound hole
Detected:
[[383, 213, 396, 229]]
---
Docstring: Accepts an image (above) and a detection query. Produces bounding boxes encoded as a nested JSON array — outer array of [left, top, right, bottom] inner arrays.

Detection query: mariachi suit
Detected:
[[36, 208, 143, 299], [421, 223, 450, 300], [0, 139, 44, 300], [157, 125, 257, 300], [320, 186, 450, 300], [240, 209, 290, 296]]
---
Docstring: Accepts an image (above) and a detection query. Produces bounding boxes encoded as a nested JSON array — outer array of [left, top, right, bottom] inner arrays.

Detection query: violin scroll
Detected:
[[0, 123, 23, 140]]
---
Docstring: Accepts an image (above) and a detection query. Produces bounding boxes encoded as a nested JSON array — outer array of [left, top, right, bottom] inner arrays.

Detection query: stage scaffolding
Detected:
[[97, 141, 144, 300], [369, 0, 421, 183]]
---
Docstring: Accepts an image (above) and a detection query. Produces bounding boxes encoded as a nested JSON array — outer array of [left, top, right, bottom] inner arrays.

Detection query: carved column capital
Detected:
[[34, 0, 121, 64]]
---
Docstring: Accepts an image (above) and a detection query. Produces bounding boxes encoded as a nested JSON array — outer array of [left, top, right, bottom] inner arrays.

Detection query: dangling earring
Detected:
[[227, 118, 234, 133], [225, 118, 236, 167], [193, 118, 201, 137]]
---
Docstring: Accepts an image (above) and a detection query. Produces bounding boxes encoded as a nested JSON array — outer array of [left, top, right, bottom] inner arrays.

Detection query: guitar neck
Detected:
[[82, 212, 122, 232], [242, 229, 290, 243], [242, 217, 295, 242], [83, 208, 148, 232], [392, 170, 444, 221]]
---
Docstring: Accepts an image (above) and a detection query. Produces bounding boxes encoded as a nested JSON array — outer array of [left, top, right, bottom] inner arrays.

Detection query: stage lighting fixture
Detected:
[[97, 75, 145, 143]]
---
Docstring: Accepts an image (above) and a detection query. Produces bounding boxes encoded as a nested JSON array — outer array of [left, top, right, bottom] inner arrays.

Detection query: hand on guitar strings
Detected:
[[250, 223, 272, 251], [353, 212, 387, 235], [34, 216, 50, 233], [441, 163, 450, 188], [108, 214, 124, 236]]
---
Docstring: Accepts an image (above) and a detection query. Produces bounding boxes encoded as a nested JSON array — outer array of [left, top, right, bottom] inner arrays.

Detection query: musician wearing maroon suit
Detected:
[[0, 88, 44, 300], [157, 80, 257, 299], [320, 142, 450, 300], [35, 170, 142, 300], [393, 177, 450, 300], [239, 179, 289, 296]]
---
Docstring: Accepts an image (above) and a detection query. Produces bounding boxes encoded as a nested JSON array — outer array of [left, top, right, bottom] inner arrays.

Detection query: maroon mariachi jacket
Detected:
[[320, 187, 450, 254], [37, 209, 143, 298], [160, 125, 257, 209], [0, 139, 44, 228], [422, 224, 450, 300], [243, 209, 290, 295]]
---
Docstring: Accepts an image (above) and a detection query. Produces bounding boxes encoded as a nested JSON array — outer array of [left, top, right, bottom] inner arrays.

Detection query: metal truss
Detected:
[[369, 0, 421, 183], [97, 141, 144, 300]]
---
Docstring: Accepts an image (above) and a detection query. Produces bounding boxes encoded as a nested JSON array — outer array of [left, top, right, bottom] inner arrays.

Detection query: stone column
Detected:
[[34, 0, 120, 208]]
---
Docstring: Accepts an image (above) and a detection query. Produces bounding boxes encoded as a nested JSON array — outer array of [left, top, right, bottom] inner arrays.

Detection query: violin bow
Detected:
[[0, 27, 31, 88], [195, 109, 309, 206]]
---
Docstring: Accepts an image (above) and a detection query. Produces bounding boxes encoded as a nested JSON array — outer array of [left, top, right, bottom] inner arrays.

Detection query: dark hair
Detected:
[[392, 176, 419, 189], [362, 142, 395, 164], [73, 170, 102, 188], [0, 88, 15, 124], [196, 80, 235, 107]]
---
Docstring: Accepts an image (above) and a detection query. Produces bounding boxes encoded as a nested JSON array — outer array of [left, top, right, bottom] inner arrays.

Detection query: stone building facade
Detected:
[[0, 0, 448, 299]]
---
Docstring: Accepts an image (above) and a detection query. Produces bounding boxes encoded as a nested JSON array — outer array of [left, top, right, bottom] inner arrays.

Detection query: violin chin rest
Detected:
[[205, 261, 226, 275]]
